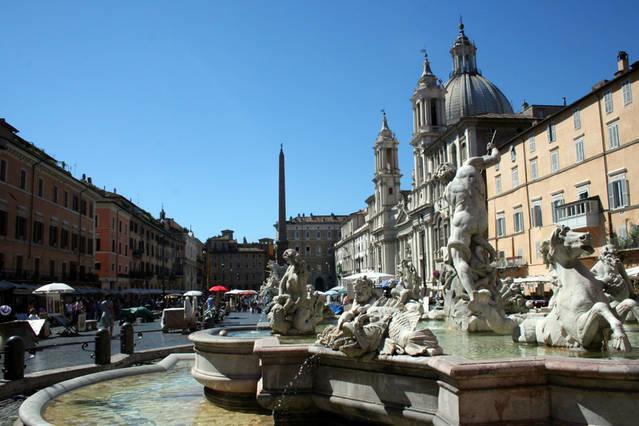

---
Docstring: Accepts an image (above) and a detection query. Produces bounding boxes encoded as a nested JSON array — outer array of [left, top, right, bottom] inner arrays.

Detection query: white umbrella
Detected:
[[33, 283, 75, 294], [183, 290, 203, 297]]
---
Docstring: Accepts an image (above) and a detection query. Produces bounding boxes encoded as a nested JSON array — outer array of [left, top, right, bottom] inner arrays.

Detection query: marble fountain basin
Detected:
[[19, 354, 272, 426], [188, 324, 322, 409], [19, 322, 639, 425]]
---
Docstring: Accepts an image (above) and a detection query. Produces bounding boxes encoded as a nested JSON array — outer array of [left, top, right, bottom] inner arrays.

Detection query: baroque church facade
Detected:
[[335, 23, 541, 285]]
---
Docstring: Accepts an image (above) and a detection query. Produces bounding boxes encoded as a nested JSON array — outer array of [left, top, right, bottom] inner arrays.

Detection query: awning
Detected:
[[12, 283, 39, 295], [341, 271, 394, 285], [0, 280, 16, 291]]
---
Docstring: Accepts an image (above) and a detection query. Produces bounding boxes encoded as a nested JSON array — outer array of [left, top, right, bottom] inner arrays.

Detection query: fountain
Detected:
[[17, 147, 639, 426]]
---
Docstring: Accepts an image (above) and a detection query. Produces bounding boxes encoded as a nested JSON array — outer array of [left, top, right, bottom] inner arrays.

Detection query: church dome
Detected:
[[444, 22, 513, 124], [444, 73, 513, 123]]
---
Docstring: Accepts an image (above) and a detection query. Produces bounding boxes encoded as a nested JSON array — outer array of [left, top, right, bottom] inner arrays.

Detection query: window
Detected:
[[53, 186, 58, 203], [496, 214, 506, 237], [535, 241, 542, 258], [37, 178, 43, 197], [72, 195, 79, 211], [609, 174, 629, 210], [551, 194, 565, 223], [575, 138, 585, 163], [510, 146, 517, 162], [64, 191, 68, 208], [49, 225, 58, 247], [528, 136, 536, 153], [0, 159, 6, 181], [305, 231, 310, 239], [550, 150, 560, 173], [530, 158, 538, 180], [305, 246, 310, 254], [32, 221, 44, 244], [20, 169, 27, 190], [604, 90, 614, 114], [573, 109, 581, 130], [623, 80, 633, 105], [513, 208, 524, 233], [577, 184, 589, 200], [608, 121, 620, 149], [0, 210, 7, 236], [61, 229, 69, 249], [495, 175, 502, 194], [530, 200, 543, 227], [15, 216, 27, 240], [316, 231, 321, 239], [511, 167, 519, 188], [548, 124, 556, 142]]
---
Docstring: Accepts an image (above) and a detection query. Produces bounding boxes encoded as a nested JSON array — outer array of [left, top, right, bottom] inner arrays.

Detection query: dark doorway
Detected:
[[314, 276, 326, 291]]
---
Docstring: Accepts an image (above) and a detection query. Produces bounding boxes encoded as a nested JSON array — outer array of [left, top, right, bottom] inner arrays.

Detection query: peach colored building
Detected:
[[0, 118, 100, 285], [95, 193, 184, 292], [486, 52, 639, 278]]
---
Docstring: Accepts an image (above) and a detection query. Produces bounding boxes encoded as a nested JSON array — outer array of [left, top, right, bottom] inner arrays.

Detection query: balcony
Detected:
[[496, 256, 525, 270], [554, 197, 601, 230]]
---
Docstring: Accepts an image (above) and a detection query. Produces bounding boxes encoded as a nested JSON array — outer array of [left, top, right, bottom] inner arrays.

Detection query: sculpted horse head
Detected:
[[541, 225, 594, 268]]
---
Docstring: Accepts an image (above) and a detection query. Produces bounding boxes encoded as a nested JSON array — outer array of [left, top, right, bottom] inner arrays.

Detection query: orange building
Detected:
[[0, 118, 100, 286]]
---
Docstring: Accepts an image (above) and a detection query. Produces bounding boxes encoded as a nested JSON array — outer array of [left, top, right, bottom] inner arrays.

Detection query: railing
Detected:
[[554, 197, 601, 230], [496, 256, 524, 269]]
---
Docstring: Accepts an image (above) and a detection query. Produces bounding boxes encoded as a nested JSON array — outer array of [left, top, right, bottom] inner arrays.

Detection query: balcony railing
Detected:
[[496, 256, 525, 270], [554, 197, 601, 230]]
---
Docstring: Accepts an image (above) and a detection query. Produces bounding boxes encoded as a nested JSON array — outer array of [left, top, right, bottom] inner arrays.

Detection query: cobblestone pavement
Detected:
[[0, 395, 25, 426], [1, 312, 263, 424], [25, 311, 263, 374]]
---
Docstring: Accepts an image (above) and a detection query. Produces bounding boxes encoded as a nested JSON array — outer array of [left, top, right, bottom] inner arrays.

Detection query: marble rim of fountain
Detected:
[[18, 353, 195, 426], [189, 325, 278, 409], [259, 341, 639, 425]]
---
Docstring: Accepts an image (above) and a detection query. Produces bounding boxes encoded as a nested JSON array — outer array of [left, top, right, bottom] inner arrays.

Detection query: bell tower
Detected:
[[373, 111, 401, 209], [410, 52, 446, 188]]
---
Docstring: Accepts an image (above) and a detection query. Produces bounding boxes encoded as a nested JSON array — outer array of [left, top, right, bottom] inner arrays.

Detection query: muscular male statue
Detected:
[[445, 142, 500, 301]]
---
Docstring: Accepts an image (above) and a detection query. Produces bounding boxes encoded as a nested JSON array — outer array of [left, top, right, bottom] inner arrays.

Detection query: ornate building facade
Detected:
[[336, 23, 550, 283]]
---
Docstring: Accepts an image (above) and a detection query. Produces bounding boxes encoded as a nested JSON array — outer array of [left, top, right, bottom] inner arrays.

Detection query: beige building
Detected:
[[206, 230, 268, 290], [486, 52, 639, 277], [335, 210, 370, 278], [282, 214, 347, 290]]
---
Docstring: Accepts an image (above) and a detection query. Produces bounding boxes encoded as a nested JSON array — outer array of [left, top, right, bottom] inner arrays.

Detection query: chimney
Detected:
[[81, 173, 86, 181], [87, 177, 92, 184], [114, 188, 117, 194], [616, 51, 629, 76]]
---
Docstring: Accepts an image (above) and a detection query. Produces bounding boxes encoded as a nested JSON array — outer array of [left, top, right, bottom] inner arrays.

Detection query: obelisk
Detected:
[[277, 144, 288, 263]]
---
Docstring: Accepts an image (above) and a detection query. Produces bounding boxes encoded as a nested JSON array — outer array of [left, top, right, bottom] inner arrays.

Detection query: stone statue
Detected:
[[391, 253, 423, 312], [590, 244, 639, 322], [268, 249, 322, 335], [259, 260, 286, 309], [497, 278, 527, 314], [442, 142, 515, 334], [317, 277, 442, 359], [514, 226, 631, 352]]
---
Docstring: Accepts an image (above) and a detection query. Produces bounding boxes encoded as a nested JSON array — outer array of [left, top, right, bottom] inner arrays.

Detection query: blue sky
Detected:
[[1, 1, 637, 242]]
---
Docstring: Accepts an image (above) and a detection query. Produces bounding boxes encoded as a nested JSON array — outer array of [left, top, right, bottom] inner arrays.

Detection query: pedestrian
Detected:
[[97, 298, 114, 335]]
